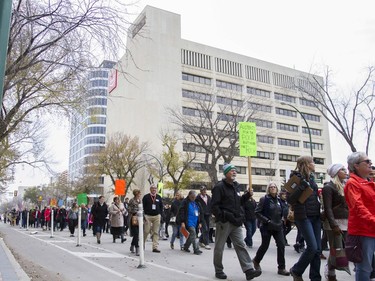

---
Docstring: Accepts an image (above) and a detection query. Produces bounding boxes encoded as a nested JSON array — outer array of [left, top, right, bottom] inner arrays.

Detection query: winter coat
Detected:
[[322, 180, 348, 229], [91, 202, 108, 227], [286, 171, 320, 220], [211, 179, 250, 226], [344, 172, 375, 238], [108, 203, 126, 227]]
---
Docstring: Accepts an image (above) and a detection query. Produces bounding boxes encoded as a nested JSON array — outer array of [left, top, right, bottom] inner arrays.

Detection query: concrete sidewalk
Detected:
[[0, 236, 30, 281]]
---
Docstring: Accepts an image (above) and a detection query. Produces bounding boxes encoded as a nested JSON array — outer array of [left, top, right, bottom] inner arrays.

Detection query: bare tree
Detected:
[[167, 89, 259, 184], [1, 0, 133, 183], [94, 132, 149, 196], [297, 66, 375, 153]]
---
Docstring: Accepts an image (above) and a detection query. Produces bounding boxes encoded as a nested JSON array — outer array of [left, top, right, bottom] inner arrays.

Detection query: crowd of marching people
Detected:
[[2, 151, 375, 280]]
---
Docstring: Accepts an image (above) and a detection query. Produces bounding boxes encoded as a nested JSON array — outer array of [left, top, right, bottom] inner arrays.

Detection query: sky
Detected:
[[8, 0, 375, 189]]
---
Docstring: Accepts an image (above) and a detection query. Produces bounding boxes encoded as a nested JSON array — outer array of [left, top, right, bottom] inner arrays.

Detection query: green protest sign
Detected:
[[239, 122, 257, 156], [77, 193, 88, 205]]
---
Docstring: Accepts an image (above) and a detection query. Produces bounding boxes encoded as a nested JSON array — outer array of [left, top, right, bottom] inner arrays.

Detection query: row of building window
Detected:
[[181, 74, 320, 110], [181, 106, 323, 136], [278, 138, 299, 147], [277, 122, 298, 132], [248, 102, 272, 113], [274, 92, 296, 103], [216, 80, 242, 92], [87, 107, 107, 116], [87, 98, 107, 106], [87, 88, 107, 97], [217, 96, 243, 107], [88, 70, 108, 79], [257, 135, 274, 144], [180, 50, 321, 96], [182, 73, 211, 85], [89, 79, 108, 88], [84, 136, 106, 145], [276, 107, 297, 117], [247, 87, 271, 98], [182, 89, 211, 101], [86, 116, 106, 125], [302, 112, 320, 122], [303, 142, 323, 150], [302, 127, 322, 136]]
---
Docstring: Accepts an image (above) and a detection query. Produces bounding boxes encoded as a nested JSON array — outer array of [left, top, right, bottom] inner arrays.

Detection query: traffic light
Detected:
[[13, 190, 18, 197]]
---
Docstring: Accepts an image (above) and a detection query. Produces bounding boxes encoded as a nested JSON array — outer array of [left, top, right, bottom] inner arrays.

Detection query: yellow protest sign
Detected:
[[239, 122, 257, 156]]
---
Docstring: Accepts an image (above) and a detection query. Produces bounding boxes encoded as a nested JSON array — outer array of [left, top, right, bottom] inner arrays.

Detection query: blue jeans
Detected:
[[244, 219, 257, 247], [199, 215, 210, 245], [355, 236, 375, 281], [170, 224, 184, 248], [292, 216, 321, 281]]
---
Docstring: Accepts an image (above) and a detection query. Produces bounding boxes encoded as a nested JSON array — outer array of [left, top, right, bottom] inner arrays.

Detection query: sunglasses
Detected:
[[357, 159, 372, 165]]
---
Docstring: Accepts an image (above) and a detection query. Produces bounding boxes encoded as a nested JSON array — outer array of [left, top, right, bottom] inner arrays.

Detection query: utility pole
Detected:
[[0, 0, 12, 104], [281, 102, 313, 157]]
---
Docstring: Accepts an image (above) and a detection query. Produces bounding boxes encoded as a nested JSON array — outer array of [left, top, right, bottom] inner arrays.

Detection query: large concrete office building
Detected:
[[106, 6, 332, 193]]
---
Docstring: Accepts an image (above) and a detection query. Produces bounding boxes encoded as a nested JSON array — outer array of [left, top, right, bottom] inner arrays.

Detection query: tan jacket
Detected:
[[108, 203, 126, 227]]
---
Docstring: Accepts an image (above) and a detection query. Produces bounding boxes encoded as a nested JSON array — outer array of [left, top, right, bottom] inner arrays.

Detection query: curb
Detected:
[[0, 237, 30, 281]]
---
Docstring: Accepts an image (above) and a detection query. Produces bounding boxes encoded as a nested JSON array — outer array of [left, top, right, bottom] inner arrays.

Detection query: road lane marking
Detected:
[[14, 229, 212, 280]]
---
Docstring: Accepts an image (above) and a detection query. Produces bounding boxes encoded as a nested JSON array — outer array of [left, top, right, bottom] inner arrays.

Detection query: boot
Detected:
[[96, 233, 101, 244], [135, 247, 140, 256], [113, 235, 116, 243], [121, 235, 126, 243], [130, 245, 135, 253]]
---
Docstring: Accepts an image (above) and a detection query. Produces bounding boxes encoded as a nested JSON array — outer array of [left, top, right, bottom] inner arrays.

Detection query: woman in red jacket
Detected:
[[345, 152, 375, 281]]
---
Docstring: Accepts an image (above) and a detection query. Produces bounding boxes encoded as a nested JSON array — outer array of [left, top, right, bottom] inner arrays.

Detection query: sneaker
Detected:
[[252, 259, 261, 271], [277, 269, 290, 276], [215, 272, 227, 279], [245, 268, 262, 280], [152, 248, 161, 253], [183, 248, 191, 253], [170, 243, 174, 250], [289, 268, 303, 281], [194, 250, 202, 255], [204, 244, 211, 250]]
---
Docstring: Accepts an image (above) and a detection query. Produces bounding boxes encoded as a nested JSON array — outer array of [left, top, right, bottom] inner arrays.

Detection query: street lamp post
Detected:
[[143, 153, 163, 181], [280, 102, 313, 157]]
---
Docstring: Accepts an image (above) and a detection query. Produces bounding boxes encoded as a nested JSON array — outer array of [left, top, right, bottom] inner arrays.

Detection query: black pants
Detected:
[[254, 228, 286, 269], [68, 219, 78, 234], [131, 226, 139, 248]]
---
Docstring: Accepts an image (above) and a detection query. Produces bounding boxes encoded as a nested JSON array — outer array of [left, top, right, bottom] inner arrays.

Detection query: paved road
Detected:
[[0, 223, 354, 281]]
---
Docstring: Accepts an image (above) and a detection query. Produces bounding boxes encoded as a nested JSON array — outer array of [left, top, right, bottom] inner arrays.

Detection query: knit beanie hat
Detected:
[[223, 163, 236, 175], [327, 163, 344, 178]]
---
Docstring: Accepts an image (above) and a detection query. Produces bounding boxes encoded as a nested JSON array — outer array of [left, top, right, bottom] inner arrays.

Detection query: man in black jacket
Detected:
[[195, 185, 212, 250], [211, 163, 261, 280], [142, 184, 163, 253]]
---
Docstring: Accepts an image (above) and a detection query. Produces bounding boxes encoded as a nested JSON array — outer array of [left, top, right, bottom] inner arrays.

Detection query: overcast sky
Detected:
[[9, 0, 375, 188]]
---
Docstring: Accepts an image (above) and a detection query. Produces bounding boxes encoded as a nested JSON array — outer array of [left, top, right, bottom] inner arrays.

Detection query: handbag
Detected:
[[345, 234, 362, 263], [328, 235, 351, 274], [131, 215, 138, 226]]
